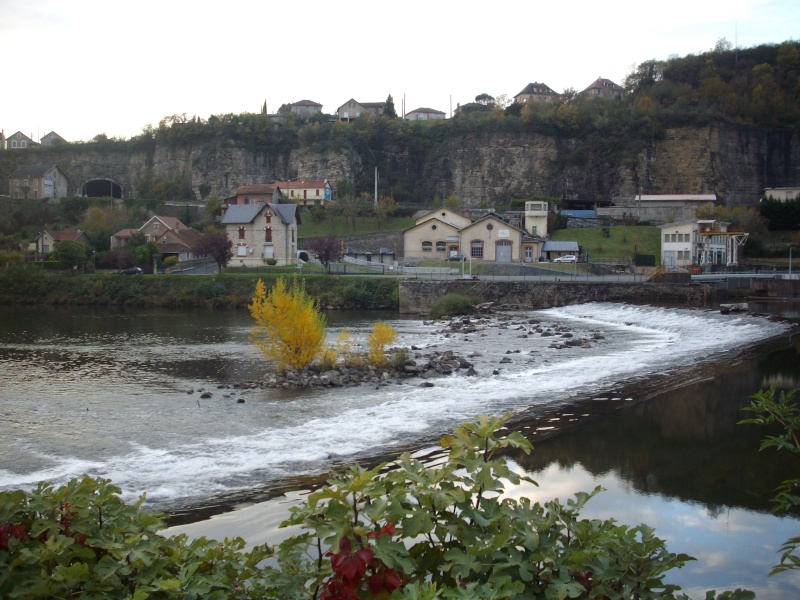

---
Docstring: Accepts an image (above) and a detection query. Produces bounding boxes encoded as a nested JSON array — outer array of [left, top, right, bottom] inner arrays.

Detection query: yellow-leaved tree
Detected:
[[367, 321, 397, 367], [248, 277, 326, 371]]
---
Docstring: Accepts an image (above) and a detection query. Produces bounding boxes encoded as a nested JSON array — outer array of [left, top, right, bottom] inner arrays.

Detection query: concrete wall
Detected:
[[399, 280, 705, 314]]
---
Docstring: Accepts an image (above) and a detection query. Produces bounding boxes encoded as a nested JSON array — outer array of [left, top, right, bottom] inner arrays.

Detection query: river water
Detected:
[[1, 303, 799, 597]]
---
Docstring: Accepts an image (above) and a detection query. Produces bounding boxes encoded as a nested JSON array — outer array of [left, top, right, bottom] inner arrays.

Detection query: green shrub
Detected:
[[194, 279, 229, 299], [265, 258, 278, 266], [429, 293, 479, 319]]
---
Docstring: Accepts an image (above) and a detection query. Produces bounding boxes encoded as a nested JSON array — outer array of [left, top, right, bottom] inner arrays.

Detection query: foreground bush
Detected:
[[1, 416, 708, 599]]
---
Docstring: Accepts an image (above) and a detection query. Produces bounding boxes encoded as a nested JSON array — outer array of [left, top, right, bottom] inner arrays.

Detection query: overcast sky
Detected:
[[2, 0, 797, 143]]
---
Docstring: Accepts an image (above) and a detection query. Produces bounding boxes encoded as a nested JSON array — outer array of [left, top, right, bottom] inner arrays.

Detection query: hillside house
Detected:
[[336, 99, 386, 122], [221, 202, 301, 266], [40, 131, 68, 146], [8, 164, 69, 199], [34, 229, 91, 257], [580, 77, 624, 99], [513, 82, 560, 104], [223, 184, 283, 207], [405, 107, 446, 121], [276, 180, 332, 206], [6, 131, 39, 149], [110, 216, 201, 262], [290, 100, 323, 117]]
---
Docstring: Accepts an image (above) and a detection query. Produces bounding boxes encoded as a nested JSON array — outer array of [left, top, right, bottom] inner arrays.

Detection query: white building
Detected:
[[659, 220, 749, 268]]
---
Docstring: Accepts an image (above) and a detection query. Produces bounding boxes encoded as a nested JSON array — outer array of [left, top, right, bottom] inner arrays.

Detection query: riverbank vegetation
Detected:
[[0, 267, 399, 310]]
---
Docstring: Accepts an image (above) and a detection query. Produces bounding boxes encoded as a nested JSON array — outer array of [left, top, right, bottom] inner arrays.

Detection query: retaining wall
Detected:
[[399, 280, 706, 315]]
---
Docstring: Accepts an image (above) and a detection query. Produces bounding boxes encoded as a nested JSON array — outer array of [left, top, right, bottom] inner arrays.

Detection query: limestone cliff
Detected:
[[1, 122, 796, 207]]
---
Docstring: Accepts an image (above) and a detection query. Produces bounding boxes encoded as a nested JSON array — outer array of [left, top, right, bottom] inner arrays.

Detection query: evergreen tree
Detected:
[[384, 94, 397, 118]]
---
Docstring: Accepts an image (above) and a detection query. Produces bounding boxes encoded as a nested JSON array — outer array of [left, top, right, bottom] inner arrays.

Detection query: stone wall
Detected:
[[398, 280, 706, 314]]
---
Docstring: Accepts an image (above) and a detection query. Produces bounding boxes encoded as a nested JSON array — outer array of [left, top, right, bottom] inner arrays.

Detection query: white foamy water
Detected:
[[0, 303, 790, 511]]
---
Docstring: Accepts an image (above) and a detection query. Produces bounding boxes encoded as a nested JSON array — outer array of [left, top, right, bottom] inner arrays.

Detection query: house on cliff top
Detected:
[[224, 184, 283, 208]]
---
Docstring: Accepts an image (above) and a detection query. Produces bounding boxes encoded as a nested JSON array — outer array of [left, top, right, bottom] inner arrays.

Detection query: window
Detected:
[[14, 179, 18, 188], [422, 241, 432, 252], [471, 241, 484, 258], [34, 179, 38, 188], [238, 227, 246, 239], [316, 189, 320, 196], [237, 245, 247, 256], [664, 234, 669, 242], [266, 213, 272, 224], [436, 241, 446, 252], [265, 228, 272, 242], [11, 141, 16, 148]]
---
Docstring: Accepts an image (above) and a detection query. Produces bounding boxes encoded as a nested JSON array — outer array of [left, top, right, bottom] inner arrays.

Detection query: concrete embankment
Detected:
[[399, 280, 706, 315]]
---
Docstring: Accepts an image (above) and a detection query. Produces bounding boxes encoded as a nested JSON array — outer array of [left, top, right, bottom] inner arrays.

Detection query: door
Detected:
[[496, 240, 512, 263]]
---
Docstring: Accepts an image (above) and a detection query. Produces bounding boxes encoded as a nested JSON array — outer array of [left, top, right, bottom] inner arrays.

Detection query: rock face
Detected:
[[1, 122, 796, 206]]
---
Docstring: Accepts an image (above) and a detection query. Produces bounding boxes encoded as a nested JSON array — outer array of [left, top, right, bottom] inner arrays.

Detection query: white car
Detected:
[[552, 255, 578, 263]]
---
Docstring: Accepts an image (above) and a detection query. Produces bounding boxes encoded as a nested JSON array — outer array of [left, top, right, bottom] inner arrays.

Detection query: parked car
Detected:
[[447, 254, 466, 262], [552, 255, 578, 263], [121, 267, 143, 275]]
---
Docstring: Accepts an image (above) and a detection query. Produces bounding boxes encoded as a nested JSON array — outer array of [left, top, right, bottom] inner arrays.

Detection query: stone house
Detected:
[[34, 229, 92, 257], [404, 208, 541, 263], [579, 77, 624, 99], [8, 164, 69, 199], [6, 131, 39, 149], [336, 99, 386, 122], [221, 202, 301, 267], [276, 180, 332, 206], [290, 100, 323, 117], [405, 107, 446, 121], [513, 82, 560, 104], [223, 184, 283, 208]]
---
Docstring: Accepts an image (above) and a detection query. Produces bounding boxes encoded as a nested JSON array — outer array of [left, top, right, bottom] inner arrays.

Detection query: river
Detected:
[[1, 303, 798, 597]]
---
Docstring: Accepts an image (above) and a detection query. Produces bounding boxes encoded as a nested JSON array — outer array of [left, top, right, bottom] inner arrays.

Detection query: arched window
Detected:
[[422, 241, 432, 252], [435, 241, 446, 252], [238, 227, 246, 239], [471, 240, 483, 258]]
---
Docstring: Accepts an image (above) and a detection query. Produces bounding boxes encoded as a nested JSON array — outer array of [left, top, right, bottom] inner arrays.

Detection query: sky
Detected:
[[1, 0, 798, 143]]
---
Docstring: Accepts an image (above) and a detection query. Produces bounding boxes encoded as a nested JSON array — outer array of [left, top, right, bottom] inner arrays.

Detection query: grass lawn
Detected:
[[299, 214, 414, 238], [550, 225, 661, 261]]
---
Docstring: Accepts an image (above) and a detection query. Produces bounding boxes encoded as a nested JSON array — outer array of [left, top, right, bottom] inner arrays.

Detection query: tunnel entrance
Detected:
[[83, 179, 122, 198]]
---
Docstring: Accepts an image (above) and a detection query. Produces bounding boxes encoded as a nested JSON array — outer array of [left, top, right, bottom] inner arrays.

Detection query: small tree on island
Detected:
[[194, 232, 233, 272], [249, 277, 326, 371]]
